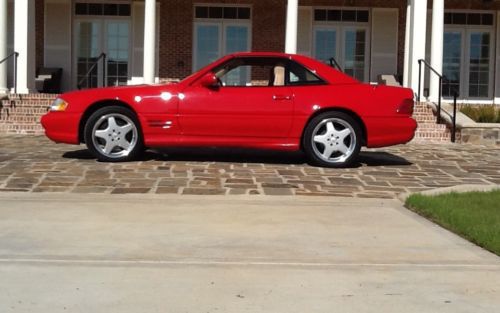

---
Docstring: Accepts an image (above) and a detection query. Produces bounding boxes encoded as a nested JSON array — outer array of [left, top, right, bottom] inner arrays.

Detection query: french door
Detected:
[[193, 22, 250, 71], [443, 28, 494, 99], [313, 26, 369, 81], [442, 30, 463, 97], [74, 19, 131, 89]]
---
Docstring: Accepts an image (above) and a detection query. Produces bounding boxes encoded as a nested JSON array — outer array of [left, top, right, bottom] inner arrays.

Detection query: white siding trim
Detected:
[[370, 8, 398, 82], [495, 11, 500, 104], [297, 6, 312, 56]]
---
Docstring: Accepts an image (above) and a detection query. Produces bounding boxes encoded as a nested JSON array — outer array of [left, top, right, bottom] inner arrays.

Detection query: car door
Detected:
[[178, 57, 294, 138]]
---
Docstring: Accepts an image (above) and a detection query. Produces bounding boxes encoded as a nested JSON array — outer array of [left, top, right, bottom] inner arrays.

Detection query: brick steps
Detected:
[[411, 102, 460, 143], [2, 100, 53, 108], [0, 93, 57, 135]]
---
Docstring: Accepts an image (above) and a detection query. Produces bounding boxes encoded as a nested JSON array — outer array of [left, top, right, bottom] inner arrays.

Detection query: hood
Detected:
[[59, 83, 181, 104], [56, 83, 183, 114]]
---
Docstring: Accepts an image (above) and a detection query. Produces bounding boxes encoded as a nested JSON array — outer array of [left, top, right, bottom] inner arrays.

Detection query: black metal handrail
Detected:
[[417, 59, 459, 143], [0, 52, 19, 94], [451, 89, 458, 143], [329, 57, 343, 72], [418, 59, 443, 123], [77, 52, 107, 90]]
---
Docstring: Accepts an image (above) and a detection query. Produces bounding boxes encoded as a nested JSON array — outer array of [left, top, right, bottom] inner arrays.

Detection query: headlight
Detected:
[[50, 98, 68, 112]]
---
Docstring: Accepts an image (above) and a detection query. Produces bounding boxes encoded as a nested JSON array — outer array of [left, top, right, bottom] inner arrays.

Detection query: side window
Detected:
[[286, 61, 325, 86], [213, 57, 289, 87]]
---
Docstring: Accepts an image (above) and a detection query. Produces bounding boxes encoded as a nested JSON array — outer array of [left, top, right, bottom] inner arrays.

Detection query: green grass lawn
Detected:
[[405, 190, 500, 256]]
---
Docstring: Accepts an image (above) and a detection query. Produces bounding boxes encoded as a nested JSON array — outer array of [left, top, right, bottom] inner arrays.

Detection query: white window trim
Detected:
[[465, 28, 495, 99], [444, 28, 496, 100], [444, 9, 496, 101], [71, 1, 133, 89], [312, 6, 371, 25], [72, 17, 132, 88]]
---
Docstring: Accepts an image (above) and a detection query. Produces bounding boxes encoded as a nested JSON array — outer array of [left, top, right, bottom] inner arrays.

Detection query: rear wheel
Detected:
[[84, 106, 144, 162], [303, 111, 362, 168]]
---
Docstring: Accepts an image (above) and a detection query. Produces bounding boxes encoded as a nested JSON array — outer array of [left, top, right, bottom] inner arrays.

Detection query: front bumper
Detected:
[[40, 112, 80, 144]]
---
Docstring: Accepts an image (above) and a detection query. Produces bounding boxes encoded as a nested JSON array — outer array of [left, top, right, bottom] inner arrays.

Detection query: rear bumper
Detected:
[[41, 112, 80, 144], [365, 116, 417, 148]]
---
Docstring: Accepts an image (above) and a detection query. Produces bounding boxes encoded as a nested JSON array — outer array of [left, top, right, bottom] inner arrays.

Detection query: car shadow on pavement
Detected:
[[63, 147, 412, 167], [357, 151, 412, 167]]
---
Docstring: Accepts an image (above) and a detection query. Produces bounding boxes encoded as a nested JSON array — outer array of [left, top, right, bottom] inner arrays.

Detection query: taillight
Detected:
[[397, 98, 414, 116]]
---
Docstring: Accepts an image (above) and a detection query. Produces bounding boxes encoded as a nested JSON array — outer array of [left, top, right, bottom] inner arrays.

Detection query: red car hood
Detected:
[[59, 83, 180, 113]]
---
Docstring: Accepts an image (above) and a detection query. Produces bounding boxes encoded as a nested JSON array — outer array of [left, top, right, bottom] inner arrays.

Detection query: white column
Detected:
[[409, 0, 427, 98], [13, 0, 35, 94], [429, 0, 444, 102], [285, 0, 298, 54], [403, 1, 412, 88], [0, 0, 8, 94], [495, 11, 500, 104], [143, 0, 156, 84]]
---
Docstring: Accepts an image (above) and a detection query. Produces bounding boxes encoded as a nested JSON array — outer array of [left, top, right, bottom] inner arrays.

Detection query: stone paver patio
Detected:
[[0, 135, 499, 198]]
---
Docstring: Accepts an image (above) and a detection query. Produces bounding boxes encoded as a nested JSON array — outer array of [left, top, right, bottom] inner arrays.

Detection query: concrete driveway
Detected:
[[0, 193, 498, 312]]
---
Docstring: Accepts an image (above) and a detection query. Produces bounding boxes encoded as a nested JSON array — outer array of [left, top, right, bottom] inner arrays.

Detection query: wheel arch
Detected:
[[301, 107, 367, 148], [78, 99, 139, 143]]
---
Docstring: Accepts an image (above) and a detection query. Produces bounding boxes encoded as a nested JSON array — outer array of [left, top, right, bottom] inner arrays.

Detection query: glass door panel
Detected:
[[76, 21, 101, 88], [223, 25, 249, 85], [468, 31, 491, 98], [225, 25, 248, 53], [195, 24, 221, 71], [314, 29, 337, 63], [106, 21, 130, 86], [443, 31, 462, 97], [344, 29, 366, 81]]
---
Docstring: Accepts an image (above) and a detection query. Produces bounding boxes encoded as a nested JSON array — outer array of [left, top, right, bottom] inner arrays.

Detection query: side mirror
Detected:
[[199, 72, 219, 88]]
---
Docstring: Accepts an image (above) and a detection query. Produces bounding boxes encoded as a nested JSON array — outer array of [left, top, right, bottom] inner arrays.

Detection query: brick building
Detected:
[[1, 0, 500, 105]]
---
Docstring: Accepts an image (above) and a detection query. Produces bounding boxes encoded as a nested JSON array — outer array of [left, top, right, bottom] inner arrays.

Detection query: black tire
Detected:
[[84, 106, 144, 162], [303, 111, 362, 168]]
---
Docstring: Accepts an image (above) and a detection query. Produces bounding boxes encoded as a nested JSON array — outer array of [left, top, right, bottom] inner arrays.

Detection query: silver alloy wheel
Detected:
[[91, 113, 138, 159], [311, 118, 357, 164]]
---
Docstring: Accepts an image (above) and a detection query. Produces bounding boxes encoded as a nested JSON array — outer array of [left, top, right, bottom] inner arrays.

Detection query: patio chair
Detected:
[[35, 67, 62, 94]]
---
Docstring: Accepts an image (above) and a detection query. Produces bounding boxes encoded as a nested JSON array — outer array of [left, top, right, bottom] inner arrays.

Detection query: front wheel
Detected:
[[303, 111, 362, 168], [84, 106, 144, 162]]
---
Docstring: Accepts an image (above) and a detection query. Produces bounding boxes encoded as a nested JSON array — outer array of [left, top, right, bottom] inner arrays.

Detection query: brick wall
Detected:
[[0, 94, 56, 135], [445, 0, 500, 10]]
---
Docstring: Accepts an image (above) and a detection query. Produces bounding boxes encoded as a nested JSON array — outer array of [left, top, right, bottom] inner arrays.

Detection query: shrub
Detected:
[[460, 105, 500, 123]]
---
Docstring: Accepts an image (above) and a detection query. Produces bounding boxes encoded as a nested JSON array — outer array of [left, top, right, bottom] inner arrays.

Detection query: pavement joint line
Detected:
[[0, 258, 499, 269]]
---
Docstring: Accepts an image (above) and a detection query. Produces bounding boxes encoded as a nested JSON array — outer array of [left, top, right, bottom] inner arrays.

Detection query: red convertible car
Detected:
[[41, 52, 416, 167]]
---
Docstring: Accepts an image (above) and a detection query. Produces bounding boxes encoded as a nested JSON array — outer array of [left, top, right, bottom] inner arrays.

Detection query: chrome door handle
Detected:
[[273, 95, 292, 101]]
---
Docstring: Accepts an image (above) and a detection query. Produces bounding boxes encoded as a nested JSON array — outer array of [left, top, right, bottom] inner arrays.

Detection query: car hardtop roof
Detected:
[[226, 52, 358, 84], [227, 52, 294, 58], [182, 52, 358, 86], [225, 52, 336, 70]]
